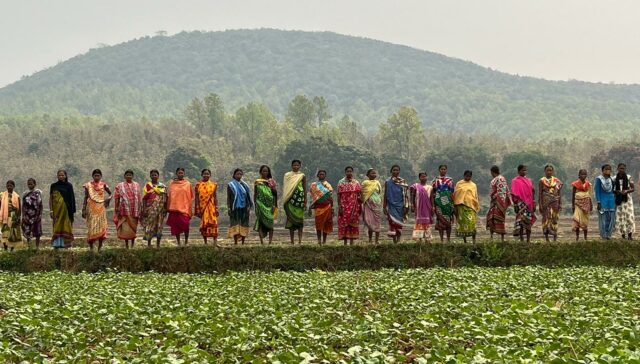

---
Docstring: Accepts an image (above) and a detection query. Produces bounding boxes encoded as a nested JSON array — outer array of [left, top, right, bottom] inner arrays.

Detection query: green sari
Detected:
[[285, 181, 305, 230], [254, 180, 276, 235], [51, 190, 74, 247]]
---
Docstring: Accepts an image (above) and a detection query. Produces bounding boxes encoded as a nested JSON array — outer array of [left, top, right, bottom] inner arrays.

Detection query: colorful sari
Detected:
[[613, 174, 635, 236], [511, 176, 537, 236], [540, 177, 563, 237], [21, 189, 43, 240], [432, 176, 455, 231], [254, 178, 277, 235], [410, 183, 434, 240], [338, 177, 361, 239], [114, 181, 141, 240], [486, 175, 511, 234], [361, 179, 383, 233], [310, 180, 333, 234], [385, 177, 409, 237], [595, 175, 616, 239], [83, 181, 108, 243], [453, 180, 480, 237], [283, 171, 305, 230], [142, 182, 167, 242], [228, 179, 252, 238], [1, 191, 23, 248], [167, 179, 193, 236], [571, 179, 592, 232], [195, 180, 218, 238], [50, 180, 75, 248]]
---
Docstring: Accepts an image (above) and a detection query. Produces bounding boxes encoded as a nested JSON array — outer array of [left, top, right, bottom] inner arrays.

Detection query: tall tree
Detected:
[[185, 97, 208, 134], [286, 94, 316, 129], [377, 106, 425, 162], [203, 93, 226, 135], [235, 102, 278, 159], [312, 96, 331, 126]]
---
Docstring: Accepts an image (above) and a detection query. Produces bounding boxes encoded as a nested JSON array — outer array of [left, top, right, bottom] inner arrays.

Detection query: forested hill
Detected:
[[2, 29, 640, 137]]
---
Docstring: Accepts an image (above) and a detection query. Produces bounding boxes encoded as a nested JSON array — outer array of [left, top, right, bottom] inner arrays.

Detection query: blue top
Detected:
[[594, 175, 615, 211]]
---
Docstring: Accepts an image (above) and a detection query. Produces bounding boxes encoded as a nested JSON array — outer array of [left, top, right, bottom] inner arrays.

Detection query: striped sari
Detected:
[[310, 180, 333, 234], [540, 176, 563, 237], [571, 179, 592, 231], [0, 191, 23, 248], [83, 181, 108, 243], [410, 183, 434, 240], [114, 181, 141, 240], [486, 175, 511, 234], [361, 180, 382, 233]]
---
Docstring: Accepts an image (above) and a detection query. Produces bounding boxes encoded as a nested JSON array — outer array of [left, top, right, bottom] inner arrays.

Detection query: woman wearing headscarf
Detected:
[[50, 169, 76, 248]]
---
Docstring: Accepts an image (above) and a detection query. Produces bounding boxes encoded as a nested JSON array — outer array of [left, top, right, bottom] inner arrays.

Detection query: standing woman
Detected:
[[141, 169, 167, 247], [511, 165, 537, 242], [613, 163, 635, 240], [538, 165, 563, 242], [361, 168, 383, 244], [50, 169, 76, 249], [309, 170, 333, 245], [409, 172, 434, 243], [194, 169, 219, 245], [21, 178, 43, 249], [254, 165, 277, 244], [453, 171, 480, 243], [114, 170, 142, 249], [283, 160, 306, 244], [82, 169, 111, 251], [1, 180, 23, 251], [432, 165, 455, 242], [337, 166, 362, 245], [595, 164, 616, 240], [166, 167, 193, 246], [571, 169, 592, 241], [227, 168, 252, 245], [384, 165, 409, 243], [486, 166, 511, 241]]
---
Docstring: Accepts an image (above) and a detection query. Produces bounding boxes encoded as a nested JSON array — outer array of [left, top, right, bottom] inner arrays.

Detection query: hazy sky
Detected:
[[1, 0, 639, 88]]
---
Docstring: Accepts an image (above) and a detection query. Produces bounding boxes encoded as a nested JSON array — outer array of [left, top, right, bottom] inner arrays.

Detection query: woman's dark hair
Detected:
[[91, 169, 102, 176], [517, 164, 526, 172], [602, 164, 611, 171], [124, 169, 134, 176], [57, 169, 68, 182], [438, 164, 447, 169], [259, 165, 272, 179], [6, 180, 15, 187], [490, 165, 500, 174], [618, 163, 626, 168], [291, 159, 302, 166], [418, 172, 427, 178], [390, 164, 400, 173], [201, 168, 212, 176], [544, 164, 554, 171], [463, 170, 473, 177], [150, 169, 160, 176], [344, 166, 354, 172], [233, 168, 243, 176], [317, 169, 327, 177], [176, 167, 185, 173], [578, 169, 587, 175], [27, 178, 36, 184], [366, 168, 376, 176]]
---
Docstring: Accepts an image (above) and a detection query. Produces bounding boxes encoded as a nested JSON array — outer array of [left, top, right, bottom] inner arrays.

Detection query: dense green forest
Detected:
[[1, 29, 640, 138]]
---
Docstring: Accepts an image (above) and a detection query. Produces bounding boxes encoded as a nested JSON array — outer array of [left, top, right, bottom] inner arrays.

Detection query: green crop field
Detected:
[[1, 268, 639, 363]]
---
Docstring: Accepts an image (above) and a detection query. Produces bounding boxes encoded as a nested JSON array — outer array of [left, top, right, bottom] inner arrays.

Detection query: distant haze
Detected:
[[1, 0, 639, 88]]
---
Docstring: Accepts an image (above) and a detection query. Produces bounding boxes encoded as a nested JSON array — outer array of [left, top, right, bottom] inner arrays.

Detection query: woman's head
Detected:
[[317, 169, 327, 180], [27, 178, 36, 190], [233, 168, 243, 181], [6, 180, 15, 192], [291, 160, 302, 172], [602, 164, 612, 177], [544, 164, 554, 178], [490, 165, 500, 176], [175, 167, 185, 180], [201, 168, 211, 181], [366, 168, 377, 180], [259, 165, 272, 179], [390, 164, 400, 176], [517, 164, 527, 177], [150, 169, 160, 182], [57, 169, 68, 182], [438, 165, 447, 176], [418, 172, 428, 184], [578, 169, 587, 181], [92, 169, 102, 182], [618, 163, 627, 174], [463, 170, 473, 181], [344, 166, 354, 179], [124, 169, 134, 182]]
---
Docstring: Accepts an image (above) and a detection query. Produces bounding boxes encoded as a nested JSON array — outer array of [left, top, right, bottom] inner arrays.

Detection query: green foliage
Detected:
[[589, 145, 640, 178], [2, 29, 640, 138], [502, 150, 567, 183], [423, 144, 494, 193], [0, 266, 640, 361], [162, 147, 210, 180], [286, 94, 316, 128], [378, 106, 425, 163]]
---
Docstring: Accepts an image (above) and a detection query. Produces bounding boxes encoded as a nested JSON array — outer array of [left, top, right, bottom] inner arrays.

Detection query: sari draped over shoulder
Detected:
[[310, 181, 333, 234], [361, 180, 382, 233], [453, 180, 479, 237], [613, 174, 635, 237], [195, 180, 218, 238], [540, 176, 563, 237], [571, 179, 592, 232], [167, 179, 193, 236], [21, 189, 43, 240], [114, 181, 141, 240], [1, 191, 23, 248], [254, 178, 277, 235], [432, 176, 455, 231], [338, 177, 361, 239], [283, 171, 305, 230], [84, 181, 108, 243], [511, 175, 537, 235], [50, 180, 75, 248], [410, 183, 433, 240], [486, 175, 511, 234], [228, 179, 252, 238], [385, 177, 409, 236], [142, 182, 167, 241]]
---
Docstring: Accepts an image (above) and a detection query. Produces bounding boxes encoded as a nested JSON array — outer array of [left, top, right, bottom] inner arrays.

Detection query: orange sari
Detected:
[[195, 180, 218, 238]]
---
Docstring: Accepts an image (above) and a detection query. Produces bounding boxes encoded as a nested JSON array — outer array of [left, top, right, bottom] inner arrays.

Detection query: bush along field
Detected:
[[0, 267, 639, 362]]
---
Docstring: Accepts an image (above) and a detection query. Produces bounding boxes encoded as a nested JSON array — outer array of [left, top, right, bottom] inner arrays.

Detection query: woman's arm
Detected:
[[302, 176, 307, 207], [571, 186, 576, 213]]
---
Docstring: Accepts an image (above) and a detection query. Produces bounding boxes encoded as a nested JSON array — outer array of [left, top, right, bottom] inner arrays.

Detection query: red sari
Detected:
[[337, 177, 361, 239]]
